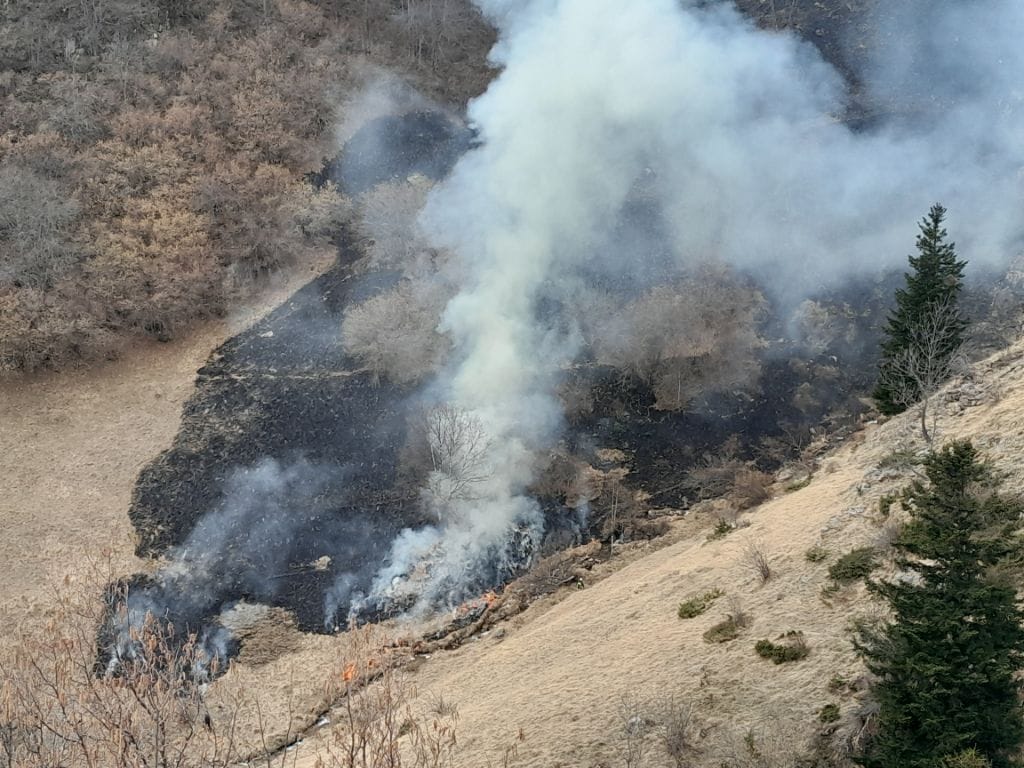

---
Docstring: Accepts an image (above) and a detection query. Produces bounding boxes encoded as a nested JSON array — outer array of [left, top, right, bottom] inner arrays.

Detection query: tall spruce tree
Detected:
[[856, 441, 1024, 768], [874, 204, 967, 415]]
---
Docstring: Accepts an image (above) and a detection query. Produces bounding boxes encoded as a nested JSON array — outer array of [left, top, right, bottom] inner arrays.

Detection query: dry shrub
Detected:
[[714, 724, 809, 768], [0, 567, 249, 768], [582, 468, 666, 543], [660, 697, 700, 768], [354, 176, 434, 275], [732, 468, 774, 510], [743, 538, 773, 584], [686, 455, 747, 499], [341, 279, 451, 386], [589, 265, 766, 411], [617, 694, 652, 768], [316, 627, 459, 768], [0, 560, 465, 768], [511, 542, 601, 600], [793, 298, 860, 356], [528, 450, 587, 508]]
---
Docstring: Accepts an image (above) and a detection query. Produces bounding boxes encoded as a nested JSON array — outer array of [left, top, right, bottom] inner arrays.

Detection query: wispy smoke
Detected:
[[362, 0, 1024, 610], [114, 460, 389, 669]]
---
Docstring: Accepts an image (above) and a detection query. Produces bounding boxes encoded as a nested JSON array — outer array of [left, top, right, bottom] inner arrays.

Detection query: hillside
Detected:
[[3, 1, 1024, 766], [281, 341, 1023, 768], [4, 279, 1022, 767]]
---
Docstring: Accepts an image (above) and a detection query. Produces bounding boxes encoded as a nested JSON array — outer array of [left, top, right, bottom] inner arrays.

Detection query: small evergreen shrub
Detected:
[[805, 544, 829, 563], [706, 520, 734, 541], [877, 449, 921, 470], [828, 547, 878, 584], [941, 750, 991, 768], [678, 588, 724, 619], [828, 675, 849, 693], [819, 703, 841, 724], [786, 474, 813, 492], [878, 491, 900, 517], [755, 631, 809, 664]]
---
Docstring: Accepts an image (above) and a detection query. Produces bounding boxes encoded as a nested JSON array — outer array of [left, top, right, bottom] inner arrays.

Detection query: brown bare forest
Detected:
[[0, 0, 493, 373]]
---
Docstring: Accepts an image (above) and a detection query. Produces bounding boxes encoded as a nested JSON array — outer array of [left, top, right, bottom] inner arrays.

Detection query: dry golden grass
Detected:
[[6, 298, 1024, 766]]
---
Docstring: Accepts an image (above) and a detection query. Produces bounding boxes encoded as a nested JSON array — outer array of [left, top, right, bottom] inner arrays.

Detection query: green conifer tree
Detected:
[[874, 204, 967, 415], [856, 441, 1024, 768]]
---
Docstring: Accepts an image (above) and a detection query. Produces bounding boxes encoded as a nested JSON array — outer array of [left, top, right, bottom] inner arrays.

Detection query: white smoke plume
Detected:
[[360, 0, 1024, 614]]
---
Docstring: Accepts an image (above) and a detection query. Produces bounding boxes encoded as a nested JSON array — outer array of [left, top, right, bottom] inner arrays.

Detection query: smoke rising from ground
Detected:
[[124, 0, 1024, 639], [362, 0, 1024, 610]]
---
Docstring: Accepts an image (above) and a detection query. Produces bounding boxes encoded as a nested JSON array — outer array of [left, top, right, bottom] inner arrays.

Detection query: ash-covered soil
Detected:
[[125, 104, 879, 640], [128, 247, 424, 631]]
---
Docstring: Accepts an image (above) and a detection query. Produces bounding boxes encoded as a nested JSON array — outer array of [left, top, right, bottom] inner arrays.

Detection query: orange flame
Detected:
[[342, 663, 356, 683], [483, 590, 499, 606]]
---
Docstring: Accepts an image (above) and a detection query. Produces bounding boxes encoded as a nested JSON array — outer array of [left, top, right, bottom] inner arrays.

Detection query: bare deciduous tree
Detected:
[[877, 296, 966, 442], [340, 279, 451, 386], [419, 404, 492, 520]]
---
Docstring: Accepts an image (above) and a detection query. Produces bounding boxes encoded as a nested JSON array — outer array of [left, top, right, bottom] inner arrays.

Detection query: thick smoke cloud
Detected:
[[128, 0, 1024, 636], [361, 0, 1024, 611]]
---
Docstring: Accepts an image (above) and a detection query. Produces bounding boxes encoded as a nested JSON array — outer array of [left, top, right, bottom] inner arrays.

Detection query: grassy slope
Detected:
[[280, 339, 1024, 768]]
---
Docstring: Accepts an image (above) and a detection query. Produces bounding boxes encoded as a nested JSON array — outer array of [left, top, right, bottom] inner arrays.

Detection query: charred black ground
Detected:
[[123, 0, 1022, 649], [125, 101, 887, 643], [313, 110, 476, 195]]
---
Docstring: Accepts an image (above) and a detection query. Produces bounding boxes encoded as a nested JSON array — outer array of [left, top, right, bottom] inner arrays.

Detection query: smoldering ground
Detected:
[[362, 0, 1024, 616], [121, 0, 1024, 665]]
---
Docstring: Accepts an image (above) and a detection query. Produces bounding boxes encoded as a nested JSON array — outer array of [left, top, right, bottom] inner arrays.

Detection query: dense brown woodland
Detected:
[[0, 0, 493, 373]]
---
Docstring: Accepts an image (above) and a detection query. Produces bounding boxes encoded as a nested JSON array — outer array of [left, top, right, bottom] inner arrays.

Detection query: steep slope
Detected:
[[0, 261, 332, 652], [286, 340, 1024, 768]]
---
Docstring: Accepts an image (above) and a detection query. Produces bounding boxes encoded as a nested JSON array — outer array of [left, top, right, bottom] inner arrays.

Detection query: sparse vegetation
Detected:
[[743, 539, 773, 584], [755, 632, 809, 664], [707, 519, 735, 541], [819, 703, 841, 724], [805, 544, 830, 563], [827, 547, 878, 585], [677, 588, 725, 619], [703, 603, 750, 644]]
